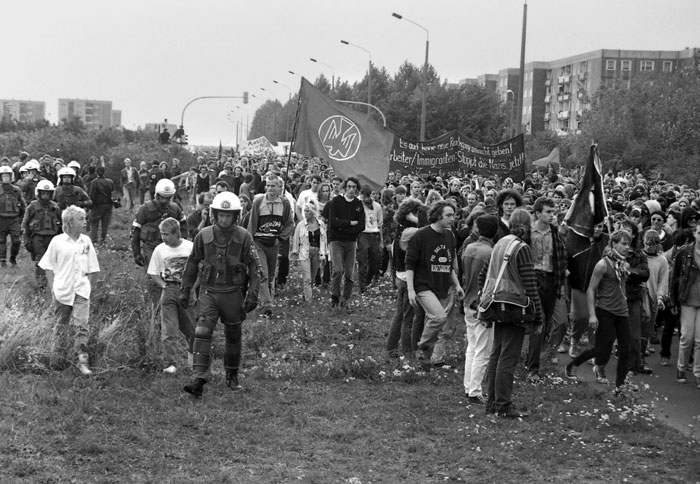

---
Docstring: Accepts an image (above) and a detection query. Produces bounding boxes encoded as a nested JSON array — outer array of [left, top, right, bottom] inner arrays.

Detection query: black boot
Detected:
[[183, 378, 206, 397], [226, 371, 242, 391]]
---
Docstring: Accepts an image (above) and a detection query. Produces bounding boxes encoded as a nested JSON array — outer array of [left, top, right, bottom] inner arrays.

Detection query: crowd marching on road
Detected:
[[1, 150, 699, 414]]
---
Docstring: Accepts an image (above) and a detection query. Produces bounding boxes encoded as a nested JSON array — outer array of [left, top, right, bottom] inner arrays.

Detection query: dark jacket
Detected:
[[671, 243, 700, 307], [625, 248, 650, 301], [89, 176, 114, 206]]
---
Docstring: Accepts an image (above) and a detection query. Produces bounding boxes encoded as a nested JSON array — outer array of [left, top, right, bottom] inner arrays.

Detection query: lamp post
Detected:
[[340, 40, 372, 115], [309, 58, 335, 92], [392, 12, 430, 140], [273, 80, 292, 141], [506, 90, 515, 138]]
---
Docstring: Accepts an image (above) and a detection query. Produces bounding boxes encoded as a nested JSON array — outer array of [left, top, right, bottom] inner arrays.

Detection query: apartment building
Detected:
[[58, 98, 113, 129], [479, 47, 699, 135], [0, 99, 45, 124]]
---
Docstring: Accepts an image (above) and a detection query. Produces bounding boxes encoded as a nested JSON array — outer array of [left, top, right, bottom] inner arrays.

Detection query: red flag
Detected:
[[293, 78, 394, 191], [564, 144, 609, 256]]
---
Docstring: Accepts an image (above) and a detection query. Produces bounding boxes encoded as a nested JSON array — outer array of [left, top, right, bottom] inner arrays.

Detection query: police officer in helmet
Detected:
[[181, 191, 260, 396], [0, 166, 26, 267]]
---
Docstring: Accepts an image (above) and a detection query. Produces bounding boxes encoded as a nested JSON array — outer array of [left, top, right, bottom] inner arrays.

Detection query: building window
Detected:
[[621, 60, 632, 71], [663, 61, 673, 72], [640, 60, 654, 71], [606, 60, 616, 71]]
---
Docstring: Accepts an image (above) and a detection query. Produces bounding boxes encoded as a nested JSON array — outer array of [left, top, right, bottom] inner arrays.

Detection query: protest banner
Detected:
[[388, 131, 526, 181]]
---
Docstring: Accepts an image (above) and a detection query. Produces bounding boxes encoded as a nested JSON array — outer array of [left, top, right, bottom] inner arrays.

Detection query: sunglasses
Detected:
[[651, 217, 664, 222]]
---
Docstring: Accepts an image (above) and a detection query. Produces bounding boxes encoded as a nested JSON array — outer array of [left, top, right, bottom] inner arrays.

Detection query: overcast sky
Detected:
[[5, 0, 699, 146]]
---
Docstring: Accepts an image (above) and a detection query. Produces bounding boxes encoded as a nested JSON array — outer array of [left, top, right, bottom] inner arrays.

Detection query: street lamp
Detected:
[[273, 80, 292, 142], [392, 12, 430, 140], [340, 40, 372, 115], [309, 58, 335, 92]]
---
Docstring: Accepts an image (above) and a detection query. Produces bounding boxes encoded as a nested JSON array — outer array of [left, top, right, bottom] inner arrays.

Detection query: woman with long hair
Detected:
[[291, 200, 327, 303]]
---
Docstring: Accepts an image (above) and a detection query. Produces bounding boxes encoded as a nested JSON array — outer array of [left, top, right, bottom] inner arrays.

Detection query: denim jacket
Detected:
[[292, 219, 327, 261], [671, 243, 700, 307]]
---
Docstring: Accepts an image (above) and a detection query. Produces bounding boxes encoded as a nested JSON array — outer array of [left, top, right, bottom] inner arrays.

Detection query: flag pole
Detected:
[[283, 79, 304, 188], [516, 1, 527, 135]]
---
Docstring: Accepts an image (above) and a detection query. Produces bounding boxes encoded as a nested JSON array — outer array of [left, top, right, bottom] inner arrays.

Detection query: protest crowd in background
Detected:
[[1, 145, 699, 413]]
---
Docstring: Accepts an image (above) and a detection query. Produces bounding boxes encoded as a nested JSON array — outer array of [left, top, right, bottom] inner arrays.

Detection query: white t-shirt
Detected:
[[38, 233, 100, 305], [147, 239, 193, 284]]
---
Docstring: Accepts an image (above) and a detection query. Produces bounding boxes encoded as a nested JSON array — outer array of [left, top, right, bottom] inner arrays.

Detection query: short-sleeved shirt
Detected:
[[38, 233, 100, 305], [147, 239, 193, 284]]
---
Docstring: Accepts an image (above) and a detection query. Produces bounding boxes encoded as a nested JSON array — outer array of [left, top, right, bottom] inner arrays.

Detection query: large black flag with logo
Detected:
[[293, 78, 395, 191]]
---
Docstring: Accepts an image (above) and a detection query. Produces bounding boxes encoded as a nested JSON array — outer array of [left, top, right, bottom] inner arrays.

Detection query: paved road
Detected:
[[553, 342, 700, 441]]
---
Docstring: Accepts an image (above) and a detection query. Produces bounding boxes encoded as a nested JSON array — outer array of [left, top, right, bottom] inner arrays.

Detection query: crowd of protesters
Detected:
[[1, 148, 699, 408]]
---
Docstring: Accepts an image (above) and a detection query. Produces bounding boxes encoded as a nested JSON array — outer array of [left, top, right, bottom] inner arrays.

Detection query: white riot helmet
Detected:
[[58, 166, 76, 181], [0, 165, 13, 182], [210, 191, 241, 226], [67, 160, 81, 174], [154, 178, 176, 198], [25, 159, 41, 171], [35, 179, 55, 197]]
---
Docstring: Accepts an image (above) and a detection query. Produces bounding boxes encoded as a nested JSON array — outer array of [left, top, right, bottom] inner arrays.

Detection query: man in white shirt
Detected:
[[295, 175, 321, 221], [147, 217, 195, 374], [39, 205, 100, 375]]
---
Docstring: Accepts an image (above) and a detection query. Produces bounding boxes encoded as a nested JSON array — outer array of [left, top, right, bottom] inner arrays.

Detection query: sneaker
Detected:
[[635, 364, 653, 375], [568, 341, 580, 358], [226, 372, 242, 391], [497, 406, 530, 419], [183, 378, 206, 397], [556, 343, 569, 354], [467, 395, 486, 405], [77, 353, 93, 376], [565, 362, 578, 381], [593, 365, 609, 384], [677, 370, 687, 383], [660, 357, 670, 367], [162, 365, 177, 374], [526, 370, 541, 383]]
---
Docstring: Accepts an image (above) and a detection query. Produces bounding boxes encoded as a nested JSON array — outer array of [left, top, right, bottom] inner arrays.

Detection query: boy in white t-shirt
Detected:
[[147, 217, 195, 373]]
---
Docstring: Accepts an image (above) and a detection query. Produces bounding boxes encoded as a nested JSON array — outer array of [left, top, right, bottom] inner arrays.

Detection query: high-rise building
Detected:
[[0, 99, 45, 124], [58, 98, 113, 129], [111, 110, 122, 127], [478, 47, 699, 135]]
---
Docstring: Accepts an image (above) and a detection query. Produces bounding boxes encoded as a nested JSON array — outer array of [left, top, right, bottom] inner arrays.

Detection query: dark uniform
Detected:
[[181, 222, 260, 393], [54, 184, 92, 211], [131, 200, 186, 268], [0, 180, 26, 266], [22, 198, 61, 286]]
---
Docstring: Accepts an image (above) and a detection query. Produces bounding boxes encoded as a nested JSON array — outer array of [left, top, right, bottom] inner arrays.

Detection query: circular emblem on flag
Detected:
[[221, 200, 231, 209], [318, 115, 361, 162]]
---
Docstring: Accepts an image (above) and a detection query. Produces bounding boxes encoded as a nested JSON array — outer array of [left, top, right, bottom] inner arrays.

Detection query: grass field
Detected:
[[0, 207, 698, 483]]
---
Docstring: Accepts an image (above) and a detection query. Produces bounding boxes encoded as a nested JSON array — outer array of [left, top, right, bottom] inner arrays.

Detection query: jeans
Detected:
[[464, 308, 494, 397], [386, 279, 415, 356], [255, 239, 279, 310], [160, 285, 195, 366], [55, 295, 90, 358], [549, 291, 569, 349], [627, 299, 643, 369], [526, 271, 557, 372], [677, 305, 700, 377], [485, 323, 526, 412], [659, 306, 679, 359], [572, 308, 631, 387], [330, 240, 357, 303], [123, 184, 139, 210], [299, 247, 321, 302], [416, 290, 454, 363], [90, 203, 112, 242], [357, 232, 380, 290]]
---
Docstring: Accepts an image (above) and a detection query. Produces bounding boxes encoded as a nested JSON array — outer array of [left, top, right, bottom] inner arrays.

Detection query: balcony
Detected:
[[577, 91, 585, 100], [544, 113, 551, 121], [558, 75, 571, 84], [576, 110, 583, 118], [544, 79, 551, 87], [557, 111, 570, 120], [544, 95, 551, 103], [578, 73, 587, 81], [557, 93, 571, 102]]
